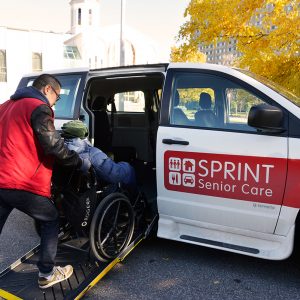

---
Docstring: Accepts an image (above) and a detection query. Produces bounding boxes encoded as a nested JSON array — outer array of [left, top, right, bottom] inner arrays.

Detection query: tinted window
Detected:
[[171, 72, 273, 132], [28, 74, 82, 118], [225, 88, 264, 129], [108, 91, 145, 112]]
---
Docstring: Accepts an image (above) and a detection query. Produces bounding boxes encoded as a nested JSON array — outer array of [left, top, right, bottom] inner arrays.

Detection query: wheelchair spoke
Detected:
[[113, 201, 121, 227], [113, 232, 118, 252], [115, 227, 128, 240], [101, 228, 114, 246], [116, 220, 130, 229]]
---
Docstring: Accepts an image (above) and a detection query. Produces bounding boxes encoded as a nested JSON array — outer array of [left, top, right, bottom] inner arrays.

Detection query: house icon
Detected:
[[183, 159, 195, 172]]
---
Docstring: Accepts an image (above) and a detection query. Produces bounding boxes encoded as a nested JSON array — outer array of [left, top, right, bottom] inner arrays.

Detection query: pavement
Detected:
[[1, 210, 300, 300], [84, 237, 300, 300], [0, 210, 39, 272]]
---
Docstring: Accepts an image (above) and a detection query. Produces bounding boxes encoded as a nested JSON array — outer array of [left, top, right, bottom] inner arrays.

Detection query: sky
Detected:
[[0, 0, 190, 61]]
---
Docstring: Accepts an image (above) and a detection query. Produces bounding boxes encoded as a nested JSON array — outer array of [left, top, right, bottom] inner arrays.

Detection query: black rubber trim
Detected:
[[288, 112, 300, 138], [180, 234, 259, 254]]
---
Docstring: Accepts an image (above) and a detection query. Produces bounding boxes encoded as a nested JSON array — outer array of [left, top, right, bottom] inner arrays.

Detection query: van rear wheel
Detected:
[[89, 193, 135, 262]]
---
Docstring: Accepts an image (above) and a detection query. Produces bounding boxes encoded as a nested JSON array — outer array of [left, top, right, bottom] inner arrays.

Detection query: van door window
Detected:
[[171, 73, 221, 128], [108, 91, 145, 112], [225, 88, 265, 130], [27, 74, 82, 118], [170, 88, 215, 126], [171, 72, 277, 132]]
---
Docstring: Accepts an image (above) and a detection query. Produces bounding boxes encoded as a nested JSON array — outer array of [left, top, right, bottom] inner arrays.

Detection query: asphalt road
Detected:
[[85, 238, 300, 300], [0, 210, 39, 272], [1, 211, 300, 300]]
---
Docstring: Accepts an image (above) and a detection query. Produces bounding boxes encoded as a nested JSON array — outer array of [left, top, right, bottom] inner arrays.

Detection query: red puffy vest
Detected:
[[0, 98, 54, 197]]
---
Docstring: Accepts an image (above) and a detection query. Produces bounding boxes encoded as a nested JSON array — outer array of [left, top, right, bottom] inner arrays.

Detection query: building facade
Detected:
[[199, 39, 241, 66], [0, 0, 159, 102], [0, 27, 69, 101]]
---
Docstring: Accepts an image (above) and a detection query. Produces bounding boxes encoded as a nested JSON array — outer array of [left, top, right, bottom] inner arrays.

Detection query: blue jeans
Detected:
[[0, 189, 59, 274]]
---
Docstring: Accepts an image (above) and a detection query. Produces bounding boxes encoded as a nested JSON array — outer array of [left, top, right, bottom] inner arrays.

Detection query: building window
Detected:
[[78, 8, 82, 25], [0, 50, 7, 82], [89, 9, 92, 25], [64, 46, 81, 59], [32, 53, 42, 72]]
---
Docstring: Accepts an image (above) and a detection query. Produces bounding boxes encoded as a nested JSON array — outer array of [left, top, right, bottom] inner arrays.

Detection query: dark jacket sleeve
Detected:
[[31, 104, 82, 168]]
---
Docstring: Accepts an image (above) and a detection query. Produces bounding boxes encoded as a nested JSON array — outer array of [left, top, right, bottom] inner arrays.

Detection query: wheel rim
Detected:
[[91, 196, 134, 260]]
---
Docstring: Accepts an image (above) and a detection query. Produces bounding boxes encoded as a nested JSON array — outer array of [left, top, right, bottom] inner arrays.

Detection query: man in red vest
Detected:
[[0, 74, 90, 289]]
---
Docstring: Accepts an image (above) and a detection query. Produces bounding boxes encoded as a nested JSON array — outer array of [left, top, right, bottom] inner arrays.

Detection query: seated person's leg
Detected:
[[89, 147, 136, 188]]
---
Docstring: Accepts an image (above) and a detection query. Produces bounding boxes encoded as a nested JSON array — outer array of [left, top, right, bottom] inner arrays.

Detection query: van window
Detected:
[[108, 91, 145, 112], [226, 88, 264, 126], [172, 72, 273, 132], [27, 74, 82, 118], [170, 88, 215, 125]]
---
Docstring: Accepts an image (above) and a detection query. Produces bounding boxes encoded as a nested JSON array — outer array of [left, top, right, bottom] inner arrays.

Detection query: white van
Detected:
[[18, 63, 300, 260]]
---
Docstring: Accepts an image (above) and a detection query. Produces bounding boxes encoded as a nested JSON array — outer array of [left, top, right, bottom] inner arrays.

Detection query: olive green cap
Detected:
[[61, 120, 89, 139]]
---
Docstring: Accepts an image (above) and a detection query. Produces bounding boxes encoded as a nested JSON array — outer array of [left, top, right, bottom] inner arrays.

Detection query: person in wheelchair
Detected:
[[61, 120, 136, 191], [59, 120, 140, 262]]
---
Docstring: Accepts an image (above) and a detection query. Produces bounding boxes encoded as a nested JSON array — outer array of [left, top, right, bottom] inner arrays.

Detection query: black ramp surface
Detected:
[[0, 240, 107, 300]]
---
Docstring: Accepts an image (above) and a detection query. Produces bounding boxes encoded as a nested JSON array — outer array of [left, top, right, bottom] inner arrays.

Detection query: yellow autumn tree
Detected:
[[170, 43, 206, 62], [173, 0, 300, 97]]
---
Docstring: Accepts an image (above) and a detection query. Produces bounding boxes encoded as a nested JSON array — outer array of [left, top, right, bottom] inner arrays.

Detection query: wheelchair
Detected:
[[36, 164, 147, 262]]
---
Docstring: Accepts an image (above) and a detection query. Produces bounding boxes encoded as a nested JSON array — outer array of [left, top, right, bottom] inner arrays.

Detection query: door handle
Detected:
[[162, 139, 189, 145]]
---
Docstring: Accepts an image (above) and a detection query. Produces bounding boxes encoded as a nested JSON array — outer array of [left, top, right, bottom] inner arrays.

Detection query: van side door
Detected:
[[156, 67, 288, 241]]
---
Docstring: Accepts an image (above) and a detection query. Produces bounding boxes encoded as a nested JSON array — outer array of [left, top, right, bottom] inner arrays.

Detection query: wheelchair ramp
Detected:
[[0, 238, 107, 300], [0, 215, 157, 300]]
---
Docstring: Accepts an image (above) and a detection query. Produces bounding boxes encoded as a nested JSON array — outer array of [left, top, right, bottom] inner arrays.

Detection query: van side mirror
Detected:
[[248, 103, 285, 133]]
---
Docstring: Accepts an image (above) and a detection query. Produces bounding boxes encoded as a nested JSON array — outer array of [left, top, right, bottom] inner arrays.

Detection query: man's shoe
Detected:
[[38, 265, 73, 289]]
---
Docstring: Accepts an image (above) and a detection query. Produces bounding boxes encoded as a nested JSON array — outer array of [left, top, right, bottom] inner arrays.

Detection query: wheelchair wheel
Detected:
[[89, 193, 135, 262]]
